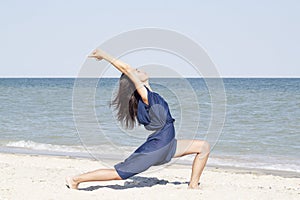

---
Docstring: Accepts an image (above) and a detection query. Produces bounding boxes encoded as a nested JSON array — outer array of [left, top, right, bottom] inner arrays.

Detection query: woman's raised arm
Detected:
[[88, 49, 148, 103], [88, 49, 132, 73]]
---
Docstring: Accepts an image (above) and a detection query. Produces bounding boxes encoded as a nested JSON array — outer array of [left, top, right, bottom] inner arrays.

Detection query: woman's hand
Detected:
[[88, 49, 104, 61], [87, 49, 133, 77]]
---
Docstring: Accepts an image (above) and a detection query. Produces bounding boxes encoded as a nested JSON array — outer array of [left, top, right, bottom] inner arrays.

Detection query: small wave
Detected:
[[3, 140, 136, 156], [5, 140, 85, 153]]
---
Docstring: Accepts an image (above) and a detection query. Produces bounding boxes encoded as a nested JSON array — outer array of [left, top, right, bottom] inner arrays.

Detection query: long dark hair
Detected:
[[110, 73, 141, 129]]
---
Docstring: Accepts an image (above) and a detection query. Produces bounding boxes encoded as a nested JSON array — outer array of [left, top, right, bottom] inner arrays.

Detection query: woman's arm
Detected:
[[88, 49, 148, 103], [88, 49, 131, 72]]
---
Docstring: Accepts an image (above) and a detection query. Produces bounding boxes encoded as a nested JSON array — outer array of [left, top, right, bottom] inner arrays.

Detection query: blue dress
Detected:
[[114, 85, 177, 179]]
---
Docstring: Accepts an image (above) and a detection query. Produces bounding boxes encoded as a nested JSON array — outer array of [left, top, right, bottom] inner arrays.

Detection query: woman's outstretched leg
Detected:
[[65, 168, 122, 189], [173, 139, 210, 189]]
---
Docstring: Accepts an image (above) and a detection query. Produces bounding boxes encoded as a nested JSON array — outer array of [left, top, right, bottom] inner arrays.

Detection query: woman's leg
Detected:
[[173, 139, 210, 189], [65, 168, 122, 189]]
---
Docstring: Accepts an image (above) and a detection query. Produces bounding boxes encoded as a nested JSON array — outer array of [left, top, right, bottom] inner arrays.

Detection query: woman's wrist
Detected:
[[99, 50, 115, 63]]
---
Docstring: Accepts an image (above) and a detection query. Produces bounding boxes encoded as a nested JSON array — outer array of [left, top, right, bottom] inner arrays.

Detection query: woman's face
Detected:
[[135, 68, 149, 82]]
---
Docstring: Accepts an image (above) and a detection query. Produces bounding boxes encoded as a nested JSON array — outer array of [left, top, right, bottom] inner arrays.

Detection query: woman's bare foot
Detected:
[[188, 185, 200, 189], [188, 182, 200, 189], [65, 176, 79, 190]]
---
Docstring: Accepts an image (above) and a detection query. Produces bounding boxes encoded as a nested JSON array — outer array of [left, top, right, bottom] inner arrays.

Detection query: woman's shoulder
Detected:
[[144, 85, 161, 98], [143, 85, 167, 105]]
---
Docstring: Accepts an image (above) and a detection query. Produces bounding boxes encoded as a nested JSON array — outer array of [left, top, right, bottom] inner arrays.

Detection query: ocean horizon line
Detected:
[[0, 76, 299, 79]]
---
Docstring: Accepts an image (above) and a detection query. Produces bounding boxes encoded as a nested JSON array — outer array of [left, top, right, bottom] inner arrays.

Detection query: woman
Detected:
[[65, 49, 210, 189]]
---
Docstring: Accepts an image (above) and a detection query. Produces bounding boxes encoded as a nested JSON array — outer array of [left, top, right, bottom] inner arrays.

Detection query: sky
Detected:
[[0, 0, 299, 77]]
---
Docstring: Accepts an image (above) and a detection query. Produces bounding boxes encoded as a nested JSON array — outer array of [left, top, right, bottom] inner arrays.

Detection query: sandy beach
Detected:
[[0, 152, 299, 200]]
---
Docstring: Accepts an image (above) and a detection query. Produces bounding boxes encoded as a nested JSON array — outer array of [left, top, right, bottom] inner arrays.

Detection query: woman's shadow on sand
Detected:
[[79, 176, 188, 191]]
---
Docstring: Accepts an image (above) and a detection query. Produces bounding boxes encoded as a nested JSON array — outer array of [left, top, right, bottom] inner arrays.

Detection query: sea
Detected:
[[0, 78, 299, 174]]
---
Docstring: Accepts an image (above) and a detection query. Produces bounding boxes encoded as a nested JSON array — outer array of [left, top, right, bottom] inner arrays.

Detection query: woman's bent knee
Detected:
[[173, 139, 210, 158], [200, 141, 210, 155]]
